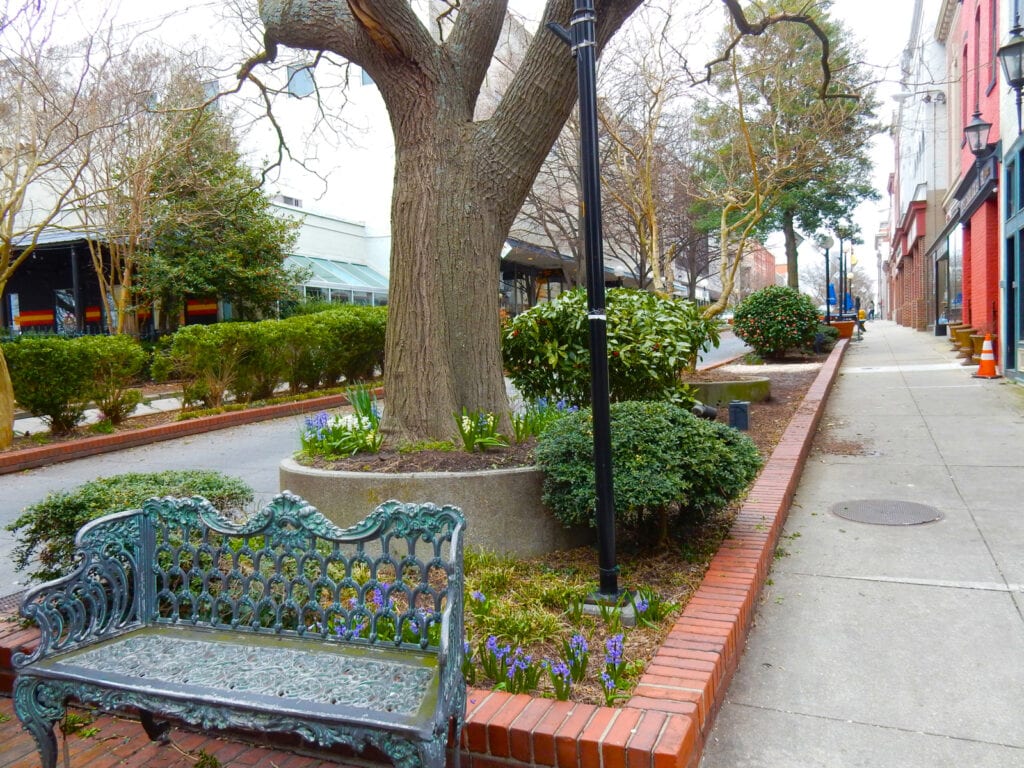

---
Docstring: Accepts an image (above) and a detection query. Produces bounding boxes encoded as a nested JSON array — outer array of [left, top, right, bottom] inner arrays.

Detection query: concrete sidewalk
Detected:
[[701, 321, 1024, 766]]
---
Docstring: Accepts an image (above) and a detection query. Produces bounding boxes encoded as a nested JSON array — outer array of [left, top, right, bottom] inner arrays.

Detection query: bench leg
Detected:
[[138, 708, 171, 742], [417, 738, 445, 768], [13, 677, 65, 768]]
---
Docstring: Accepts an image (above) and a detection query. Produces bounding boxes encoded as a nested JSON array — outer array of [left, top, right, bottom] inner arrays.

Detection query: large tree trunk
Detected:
[[382, 117, 511, 444], [782, 207, 800, 289]]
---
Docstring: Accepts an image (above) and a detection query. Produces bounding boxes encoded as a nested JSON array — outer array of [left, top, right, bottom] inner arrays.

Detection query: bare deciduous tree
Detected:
[[243, 0, 843, 444], [0, 1, 132, 446]]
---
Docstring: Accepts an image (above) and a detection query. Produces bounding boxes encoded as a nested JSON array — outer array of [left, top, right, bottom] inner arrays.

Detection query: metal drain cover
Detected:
[[830, 499, 943, 526]]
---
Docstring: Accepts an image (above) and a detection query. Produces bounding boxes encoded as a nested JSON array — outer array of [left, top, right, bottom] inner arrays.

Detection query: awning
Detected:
[[286, 255, 388, 293]]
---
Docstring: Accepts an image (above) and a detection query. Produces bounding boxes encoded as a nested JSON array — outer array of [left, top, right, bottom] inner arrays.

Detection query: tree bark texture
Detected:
[[782, 207, 799, 289], [256, 0, 642, 444]]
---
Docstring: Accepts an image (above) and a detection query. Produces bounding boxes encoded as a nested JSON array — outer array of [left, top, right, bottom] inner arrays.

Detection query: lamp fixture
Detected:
[[964, 111, 993, 157], [998, 11, 1024, 134]]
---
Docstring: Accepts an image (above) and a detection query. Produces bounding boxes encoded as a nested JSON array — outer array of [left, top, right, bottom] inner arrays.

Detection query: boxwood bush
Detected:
[[535, 401, 762, 542], [732, 285, 821, 360], [502, 288, 717, 407], [4, 334, 146, 433], [77, 335, 147, 424], [154, 306, 387, 404], [6, 470, 254, 583]]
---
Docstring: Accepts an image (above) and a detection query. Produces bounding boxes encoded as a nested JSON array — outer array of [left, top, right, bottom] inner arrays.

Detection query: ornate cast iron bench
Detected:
[[13, 493, 466, 768]]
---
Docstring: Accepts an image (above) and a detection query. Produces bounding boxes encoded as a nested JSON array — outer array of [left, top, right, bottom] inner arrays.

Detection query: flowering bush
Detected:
[[299, 386, 382, 458], [731, 285, 821, 359], [454, 408, 508, 451]]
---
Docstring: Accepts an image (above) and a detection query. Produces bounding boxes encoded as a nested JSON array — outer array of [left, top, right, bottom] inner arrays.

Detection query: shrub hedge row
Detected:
[[3, 305, 387, 431]]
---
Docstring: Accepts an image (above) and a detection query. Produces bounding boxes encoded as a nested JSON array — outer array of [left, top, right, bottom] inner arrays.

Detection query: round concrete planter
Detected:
[[280, 458, 592, 557], [690, 378, 771, 407]]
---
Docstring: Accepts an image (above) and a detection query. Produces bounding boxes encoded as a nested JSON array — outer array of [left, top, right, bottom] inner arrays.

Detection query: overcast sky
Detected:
[[65, 0, 913, 272]]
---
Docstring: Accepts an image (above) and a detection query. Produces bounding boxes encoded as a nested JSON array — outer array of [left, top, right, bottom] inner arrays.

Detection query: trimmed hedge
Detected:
[[4, 334, 147, 433], [6, 470, 253, 583], [153, 305, 387, 406], [535, 400, 762, 540]]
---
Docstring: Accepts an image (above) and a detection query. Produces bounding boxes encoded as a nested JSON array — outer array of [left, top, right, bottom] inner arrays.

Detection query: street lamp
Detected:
[[964, 110, 994, 158], [998, 4, 1024, 133], [819, 235, 834, 324]]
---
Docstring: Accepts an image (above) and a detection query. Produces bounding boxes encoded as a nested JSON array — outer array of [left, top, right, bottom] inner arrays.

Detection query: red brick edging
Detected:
[[457, 339, 847, 768], [0, 343, 846, 767], [0, 392, 368, 475]]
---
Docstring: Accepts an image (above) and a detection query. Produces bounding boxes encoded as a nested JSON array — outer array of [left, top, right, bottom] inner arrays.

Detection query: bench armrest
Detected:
[[15, 510, 146, 667]]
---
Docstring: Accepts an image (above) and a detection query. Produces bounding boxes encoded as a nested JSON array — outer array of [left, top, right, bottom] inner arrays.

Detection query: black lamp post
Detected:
[[998, 3, 1024, 134], [820, 235, 834, 324], [549, 1, 620, 601]]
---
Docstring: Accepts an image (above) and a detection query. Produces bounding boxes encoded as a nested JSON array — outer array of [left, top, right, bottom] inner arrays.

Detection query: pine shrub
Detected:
[[731, 285, 821, 360]]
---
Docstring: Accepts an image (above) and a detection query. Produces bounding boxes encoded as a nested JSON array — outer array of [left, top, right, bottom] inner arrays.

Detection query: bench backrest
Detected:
[[142, 493, 465, 653], [16, 494, 465, 666]]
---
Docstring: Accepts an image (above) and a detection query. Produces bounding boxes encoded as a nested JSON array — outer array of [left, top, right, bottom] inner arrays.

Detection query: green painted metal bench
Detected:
[[13, 493, 466, 768]]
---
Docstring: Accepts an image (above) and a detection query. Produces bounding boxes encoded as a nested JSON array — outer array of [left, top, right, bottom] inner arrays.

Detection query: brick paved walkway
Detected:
[[0, 698, 373, 768]]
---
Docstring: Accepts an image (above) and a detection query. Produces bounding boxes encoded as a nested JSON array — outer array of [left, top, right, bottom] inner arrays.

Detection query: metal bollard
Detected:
[[692, 403, 718, 420], [728, 400, 749, 431]]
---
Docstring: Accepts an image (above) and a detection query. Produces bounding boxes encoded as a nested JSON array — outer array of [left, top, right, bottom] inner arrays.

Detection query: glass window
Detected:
[[949, 227, 963, 324], [352, 291, 373, 306]]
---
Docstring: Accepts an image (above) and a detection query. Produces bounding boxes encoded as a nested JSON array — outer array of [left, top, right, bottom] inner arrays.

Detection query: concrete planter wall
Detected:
[[279, 459, 592, 557]]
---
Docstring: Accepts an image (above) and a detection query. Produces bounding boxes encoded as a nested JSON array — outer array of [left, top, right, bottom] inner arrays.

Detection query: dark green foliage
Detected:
[[732, 285, 821, 359], [3, 335, 145, 433], [502, 288, 716, 407], [6, 470, 253, 583], [153, 307, 386, 405], [137, 76, 300, 327], [535, 401, 762, 534], [76, 335, 147, 424], [814, 323, 840, 352]]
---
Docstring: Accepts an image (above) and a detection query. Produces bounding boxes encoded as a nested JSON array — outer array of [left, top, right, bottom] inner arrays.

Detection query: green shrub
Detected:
[[502, 288, 716, 407], [311, 306, 386, 386], [732, 285, 821, 359], [231, 321, 288, 402], [155, 323, 249, 407], [535, 401, 762, 540], [4, 335, 95, 434], [6, 470, 253, 583], [77, 335, 147, 424], [814, 323, 840, 352]]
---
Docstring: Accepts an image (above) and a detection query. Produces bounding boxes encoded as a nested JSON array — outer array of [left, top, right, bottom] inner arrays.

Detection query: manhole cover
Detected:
[[830, 499, 943, 526]]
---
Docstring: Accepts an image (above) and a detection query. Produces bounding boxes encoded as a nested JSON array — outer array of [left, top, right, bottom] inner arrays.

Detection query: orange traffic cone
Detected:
[[972, 334, 1000, 379]]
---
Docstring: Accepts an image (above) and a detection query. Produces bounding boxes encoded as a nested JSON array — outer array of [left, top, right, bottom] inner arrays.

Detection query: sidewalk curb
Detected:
[[0, 392, 362, 475], [0, 342, 846, 767], [456, 338, 848, 768]]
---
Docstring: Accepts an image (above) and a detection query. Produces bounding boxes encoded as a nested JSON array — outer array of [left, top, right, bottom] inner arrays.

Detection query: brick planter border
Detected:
[[457, 339, 847, 768], [0, 341, 846, 768], [0, 391, 370, 475]]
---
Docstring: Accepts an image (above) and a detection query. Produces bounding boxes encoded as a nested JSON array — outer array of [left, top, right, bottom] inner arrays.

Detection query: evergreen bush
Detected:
[[77, 335, 147, 424], [6, 470, 253, 583], [535, 401, 762, 540], [502, 288, 717, 407], [731, 285, 821, 359], [4, 335, 96, 434]]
